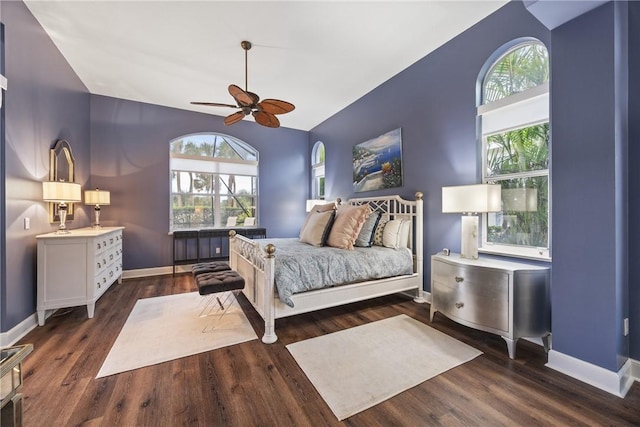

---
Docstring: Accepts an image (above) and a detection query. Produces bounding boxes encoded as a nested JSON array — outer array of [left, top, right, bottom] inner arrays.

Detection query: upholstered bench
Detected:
[[195, 270, 245, 296], [191, 261, 231, 277]]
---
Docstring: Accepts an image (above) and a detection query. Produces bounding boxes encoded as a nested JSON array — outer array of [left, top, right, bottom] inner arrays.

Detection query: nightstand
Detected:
[[430, 252, 550, 359]]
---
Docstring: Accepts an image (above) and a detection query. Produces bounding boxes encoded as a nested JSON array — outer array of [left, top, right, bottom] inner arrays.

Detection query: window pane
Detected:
[[486, 123, 549, 177], [220, 175, 256, 223], [172, 194, 214, 229], [170, 133, 258, 231], [314, 142, 325, 164], [483, 42, 549, 104], [487, 176, 548, 248]]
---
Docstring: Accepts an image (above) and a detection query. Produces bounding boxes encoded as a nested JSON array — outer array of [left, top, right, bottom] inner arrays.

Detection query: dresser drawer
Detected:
[[432, 260, 509, 333], [432, 277, 508, 332], [95, 230, 122, 253]]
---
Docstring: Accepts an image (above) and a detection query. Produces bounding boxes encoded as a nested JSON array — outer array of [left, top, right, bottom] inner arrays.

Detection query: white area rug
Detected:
[[286, 314, 482, 420], [97, 291, 257, 378]]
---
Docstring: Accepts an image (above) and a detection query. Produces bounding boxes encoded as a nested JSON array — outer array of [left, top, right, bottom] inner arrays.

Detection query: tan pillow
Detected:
[[300, 202, 335, 234], [326, 204, 371, 250], [299, 210, 335, 246]]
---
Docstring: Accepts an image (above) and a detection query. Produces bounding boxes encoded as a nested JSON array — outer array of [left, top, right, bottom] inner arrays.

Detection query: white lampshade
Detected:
[[442, 184, 502, 214], [84, 189, 111, 206], [306, 199, 325, 212], [42, 181, 82, 203], [502, 188, 537, 212]]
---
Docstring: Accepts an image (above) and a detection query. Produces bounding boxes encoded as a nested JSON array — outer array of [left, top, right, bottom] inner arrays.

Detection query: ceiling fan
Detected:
[[191, 41, 295, 128]]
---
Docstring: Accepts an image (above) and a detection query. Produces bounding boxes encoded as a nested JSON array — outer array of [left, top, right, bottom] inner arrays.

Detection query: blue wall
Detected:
[[551, 1, 629, 371], [629, 0, 640, 361], [310, 1, 550, 292], [310, 1, 638, 368], [90, 95, 308, 270], [1, 1, 91, 332]]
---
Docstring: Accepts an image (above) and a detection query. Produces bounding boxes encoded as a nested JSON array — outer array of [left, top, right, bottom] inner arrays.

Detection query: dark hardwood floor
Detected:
[[16, 274, 640, 426]]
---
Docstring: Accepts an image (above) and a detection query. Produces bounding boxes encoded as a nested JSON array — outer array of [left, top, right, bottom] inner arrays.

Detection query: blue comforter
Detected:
[[258, 238, 414, 307]]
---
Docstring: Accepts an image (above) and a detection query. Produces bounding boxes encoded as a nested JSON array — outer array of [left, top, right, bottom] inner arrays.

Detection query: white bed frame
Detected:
[[229, 192, 426, 343]]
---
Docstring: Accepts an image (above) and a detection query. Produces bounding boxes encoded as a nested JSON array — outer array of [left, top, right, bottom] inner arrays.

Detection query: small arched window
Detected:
[[170, 133, 258, 230], [478, 40, 550, 259], [311, 141, 325, 200]]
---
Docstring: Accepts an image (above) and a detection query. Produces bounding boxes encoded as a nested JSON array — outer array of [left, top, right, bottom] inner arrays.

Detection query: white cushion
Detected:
[[382, 219, 410, 249]]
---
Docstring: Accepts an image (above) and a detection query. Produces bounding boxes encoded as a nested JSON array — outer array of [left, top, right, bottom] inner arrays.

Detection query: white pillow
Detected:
[[382, 219, 410, 249]]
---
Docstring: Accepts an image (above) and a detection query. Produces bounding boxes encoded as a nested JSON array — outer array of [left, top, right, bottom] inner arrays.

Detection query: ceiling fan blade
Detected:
[[252, 111, 280, 128], [229, 84, 254, 107], [247, 91, 260, 105], [224, 111, 246, 126], [191, 101, 238, 108], [258, 99, 295, 115]]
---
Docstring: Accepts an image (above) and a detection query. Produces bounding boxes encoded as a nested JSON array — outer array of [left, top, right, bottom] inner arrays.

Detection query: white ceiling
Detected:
[[24, 1, 508, 131]]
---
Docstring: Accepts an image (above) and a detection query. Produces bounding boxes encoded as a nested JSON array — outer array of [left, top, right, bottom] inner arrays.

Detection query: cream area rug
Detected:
[[97, 291, 257, 378], [286, 314, 482, 420]]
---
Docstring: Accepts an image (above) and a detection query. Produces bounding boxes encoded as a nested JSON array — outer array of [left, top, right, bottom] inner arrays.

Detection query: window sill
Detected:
[[479, 246, 551, 263]]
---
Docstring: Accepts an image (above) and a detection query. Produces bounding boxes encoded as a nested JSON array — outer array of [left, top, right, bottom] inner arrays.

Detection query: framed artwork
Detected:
[[353, 128, 403, 193]]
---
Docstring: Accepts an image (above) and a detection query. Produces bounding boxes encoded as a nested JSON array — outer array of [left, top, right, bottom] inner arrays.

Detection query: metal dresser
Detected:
[[430, 252, 550, 359]]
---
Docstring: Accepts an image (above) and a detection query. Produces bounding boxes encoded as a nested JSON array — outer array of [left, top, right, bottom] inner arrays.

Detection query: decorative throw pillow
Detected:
[[354, 211, 382, 247], [372, 219, 389, 246], [299, 210, 335, 246], [382, 219, 411, 249], [300, 202, 335, 235], [326, 204, 371, 250]]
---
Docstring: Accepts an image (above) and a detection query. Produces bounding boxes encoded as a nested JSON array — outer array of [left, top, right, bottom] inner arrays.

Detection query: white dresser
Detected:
[[36, 227, 124, 325], [430, 252, 550, 359]]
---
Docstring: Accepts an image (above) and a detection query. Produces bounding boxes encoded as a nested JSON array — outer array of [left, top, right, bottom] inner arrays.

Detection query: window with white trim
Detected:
[[478, 41, 550, 259], [170, 133, 258, 230], [311, 141, 325, 200]]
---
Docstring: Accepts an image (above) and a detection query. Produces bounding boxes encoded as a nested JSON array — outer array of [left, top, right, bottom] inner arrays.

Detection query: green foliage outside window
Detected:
[[482, 41, 550, 252]]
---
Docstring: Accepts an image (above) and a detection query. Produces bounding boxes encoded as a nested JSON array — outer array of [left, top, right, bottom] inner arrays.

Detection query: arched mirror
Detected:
[[48, 139, 77, 222]]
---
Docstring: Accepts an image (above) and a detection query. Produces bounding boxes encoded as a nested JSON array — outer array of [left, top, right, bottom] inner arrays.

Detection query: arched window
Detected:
[[478, 40, 550, 259], [311, 141, 325, 200], [170, 133, 258, 230]]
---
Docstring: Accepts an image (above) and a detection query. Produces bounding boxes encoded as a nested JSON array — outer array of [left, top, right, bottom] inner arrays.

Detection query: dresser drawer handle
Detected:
[[102, 277, 107, 283], [110, 254, 114, 260], [97, 243, 101, 250], [110, 238, 114, 244], [109, 271, 114, 277], [97, 262, 102, 268], [455, 276, 464, 283], [97, 282, 101, 288], [455, 302, 464, 309]]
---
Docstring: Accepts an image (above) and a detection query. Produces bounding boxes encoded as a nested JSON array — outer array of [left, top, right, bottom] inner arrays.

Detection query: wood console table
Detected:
[[173, 227, 266, 274]]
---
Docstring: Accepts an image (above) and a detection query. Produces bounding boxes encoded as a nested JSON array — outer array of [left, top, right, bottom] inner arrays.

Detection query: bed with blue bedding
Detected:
[[229, 193, 426, 344]]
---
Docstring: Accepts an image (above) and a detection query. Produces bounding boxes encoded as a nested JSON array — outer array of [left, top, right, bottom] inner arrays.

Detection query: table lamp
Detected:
[[84, 188, 111, 229], [442, 184, 501, 259], [43, 181, 82, 234]]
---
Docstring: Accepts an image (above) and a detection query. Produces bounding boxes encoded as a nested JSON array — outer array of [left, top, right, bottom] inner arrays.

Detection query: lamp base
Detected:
[[56, 203, 71, 234], [92, 207, 102, 229], [460, 215, 479, 260]]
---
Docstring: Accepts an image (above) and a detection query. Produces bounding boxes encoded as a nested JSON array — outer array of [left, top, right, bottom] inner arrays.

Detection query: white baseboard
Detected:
[[546, 350, 638, 398], [122, 264, 193, 279], [0, 313, 38, 347]]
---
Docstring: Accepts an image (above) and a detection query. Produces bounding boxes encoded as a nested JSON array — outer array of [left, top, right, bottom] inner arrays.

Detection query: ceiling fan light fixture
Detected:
[[191, 40, 295, 128]]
